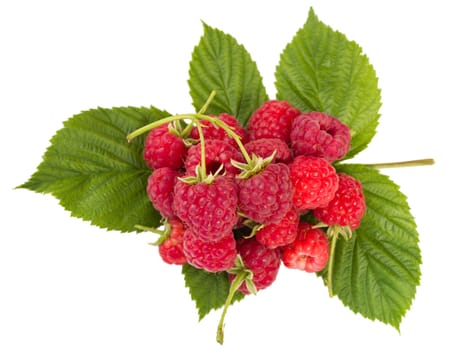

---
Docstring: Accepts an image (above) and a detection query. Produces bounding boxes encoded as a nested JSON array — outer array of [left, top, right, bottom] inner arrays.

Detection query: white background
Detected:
[[1, 0, 470, 349]]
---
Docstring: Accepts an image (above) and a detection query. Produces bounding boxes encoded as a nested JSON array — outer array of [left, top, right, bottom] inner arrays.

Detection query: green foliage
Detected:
[[19, 106, 170, 232], [188, 23, 268, 126], [275, 8, 382, 158], [182, 264, 244, 320], [327, 164, 421, 329]]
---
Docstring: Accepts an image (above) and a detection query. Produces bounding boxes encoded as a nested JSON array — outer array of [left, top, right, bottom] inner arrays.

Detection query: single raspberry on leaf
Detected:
[[158, 219, 187, 265], [147, 167, 181, 219], [289, 155, 339, 210], [281, 222, 329, 272], [244, 138, 292, 164], [256, 207, 299, 249], [314, 173, 366, 230], [230, 237, 281, 295], [237, 162, 293, 225], [290, 112, 351, 162], [248, 100, 300, 143], [144, 123, 187, 170], [173, 175, 238, 242], [183, 226, 237, 273], [189, 113, 248, 148], [185, 139, 244, 177]]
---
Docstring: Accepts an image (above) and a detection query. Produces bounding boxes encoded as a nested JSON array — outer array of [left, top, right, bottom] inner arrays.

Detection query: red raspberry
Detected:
[[256, 207, 299, 249], [147, 167, 181, 219], [184, 139, 244, 177], [290, 112, 351, 162], [248, 100, 300, 143], [289, 155, 339, 210], [313, 173, 366, 230], [183, 227, 237, 272], [237, 163, 293, 225], [158, 219, 187, 265], [232, 238, 281, 294], [173, 175, 238, 242], [144, 124, 187, 170], [244, 138, 292, 164], [190, 113, 248, 148], [281, 222, 329, 273]]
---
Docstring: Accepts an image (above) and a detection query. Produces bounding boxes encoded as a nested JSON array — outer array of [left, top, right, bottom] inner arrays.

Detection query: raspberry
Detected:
[[184, 139, 244, 177], [158, 219, 187, 265], [232, 238, 281, 294], [147, 167, 181, 219], [290, 112, 351, 162], [248, 100, 300, 143], [173, 175, 238, 242], [183, 227, 237, 272], [244, 138, 292, 164], [144, 124, 187, 170], [289, 155, 339, 210], [256, 207, 299, 249], [237, 163, 293, 225], [313, 173, 366, 230], [281, 222, 329, 272], [190, 113, 248, 148]]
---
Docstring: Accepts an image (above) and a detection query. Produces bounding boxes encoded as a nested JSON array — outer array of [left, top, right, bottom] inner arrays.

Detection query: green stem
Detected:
[[127, 91, 217, 142], [134, 224, 164, 235], [199, 115, 252, 163], [362, 158, 435, 169], [180, 120, 194, 137], [195, 119, 206, 178], [327, 235, 338, 298], [216, 272, 246, 345], [198, 90, 217, 115], [135, 224, 169, 246], [127, 114, 196, 142]]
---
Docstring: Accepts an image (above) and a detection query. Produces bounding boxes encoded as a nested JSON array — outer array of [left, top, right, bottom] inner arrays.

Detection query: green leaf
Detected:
[[19, 106, 171, 232], [275, 8, 382, 158], [182, 264, 244, 320], [327, 164, 421, 329], [188, 22, 268, 126]]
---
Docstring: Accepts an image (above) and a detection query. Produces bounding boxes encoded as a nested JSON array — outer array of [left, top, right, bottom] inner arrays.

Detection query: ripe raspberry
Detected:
[[237, 163, 293, 225], [173, 175, 238, 242], [313, 173, 366, 230], [248, 100, 301, 143], [232, 238, 281, 294], [290, 112, 351, 162], [184, 139, 244, 177], [147, 167, 181, 219], [183, 227, 237, 272], [189, 113, 248, 148], [244, 138, 292, 164], [289, 155, 339, 210], [158, 219, 187, 265], [256, 207, 299, 249], [282, 222, 329, 272], [144, 123, 187, 170]]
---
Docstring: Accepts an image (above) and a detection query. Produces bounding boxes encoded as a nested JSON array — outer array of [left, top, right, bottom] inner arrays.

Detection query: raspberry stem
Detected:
[[135, 224, 169, 246], [327, 235, 338, 297], [362, 158, 435, 169], [127, 113, 198, 142], [217, 255, 255, 344], [198, 114, 252, 163], [194, 119, 207, 178], [126, 90, 217, 142], [216, 272, 246, 345]]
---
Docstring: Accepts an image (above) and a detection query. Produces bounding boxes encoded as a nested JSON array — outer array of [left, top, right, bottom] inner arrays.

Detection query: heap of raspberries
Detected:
[[143, 99, 366, 338]]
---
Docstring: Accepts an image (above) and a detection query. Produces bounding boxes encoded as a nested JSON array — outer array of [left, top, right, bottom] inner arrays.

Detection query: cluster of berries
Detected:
[[143, 99, 366, 297]]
